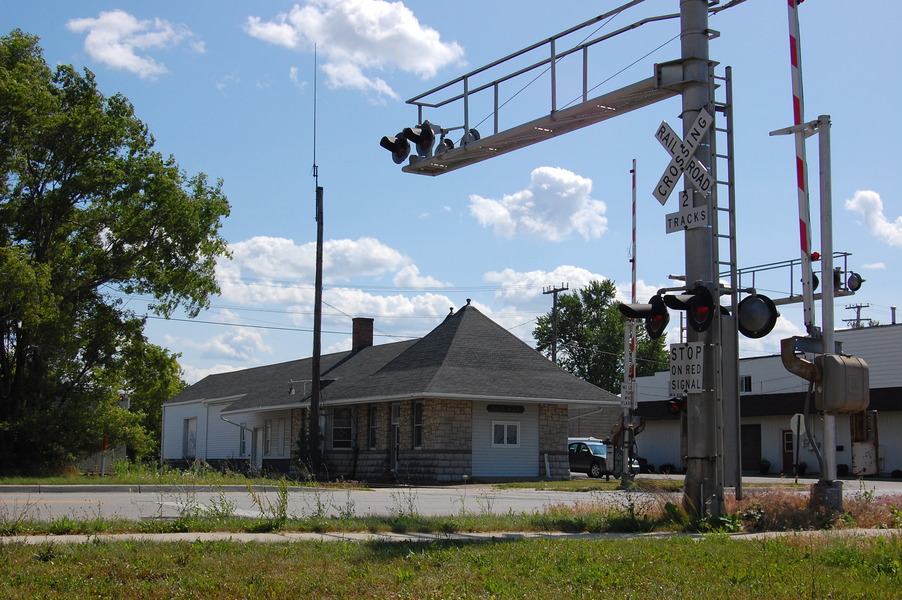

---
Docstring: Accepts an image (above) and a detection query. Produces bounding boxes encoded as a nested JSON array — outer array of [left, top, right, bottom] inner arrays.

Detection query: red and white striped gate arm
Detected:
[[788, 0, 817, 333], [630, 160, 637, 380]]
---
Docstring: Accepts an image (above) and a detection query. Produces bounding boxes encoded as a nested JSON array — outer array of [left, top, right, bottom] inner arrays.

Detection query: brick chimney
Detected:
[[352, 317, 374, 351]]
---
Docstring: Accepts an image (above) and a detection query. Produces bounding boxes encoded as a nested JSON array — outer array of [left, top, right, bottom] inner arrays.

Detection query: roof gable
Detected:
[[169, 305, 618, 414], [335, 304, 615, 402]]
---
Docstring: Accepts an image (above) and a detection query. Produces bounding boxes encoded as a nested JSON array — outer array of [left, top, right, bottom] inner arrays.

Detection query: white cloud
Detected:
[[200, 328, 271, 361], [216, 237, 455, 328], [326, 288, 455, 323], [227, 236, 408, 282], [181, 363, 242, 385], [844, 190, 902, 247], [738, 314, 803, 358], [167, 325, 272, 368], [614, 280, 666, 305], [484, 265, 605, 303], [245, 0, 464, 98], [862, 262, 886, 270], [392, 265, 450, 289], [66, 10, 201, 79], [216, 73, 240, 91], [469, 167, 608, 241], [289, 66, 308, 90]]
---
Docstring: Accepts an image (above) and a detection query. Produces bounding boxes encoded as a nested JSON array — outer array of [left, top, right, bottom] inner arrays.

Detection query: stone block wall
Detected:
[[539, 403, 570, 480], [395, 450, 472, 483], [568, 404, 621, 439], [422, 398, 472, 450], [289, 398, 573, 482]]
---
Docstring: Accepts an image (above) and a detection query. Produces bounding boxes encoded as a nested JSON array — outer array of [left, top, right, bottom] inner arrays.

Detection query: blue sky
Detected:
[[5, 1, 900, 383]]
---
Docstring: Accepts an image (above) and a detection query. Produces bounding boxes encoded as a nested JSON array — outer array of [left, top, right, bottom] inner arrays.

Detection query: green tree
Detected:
[[533, 280, 668, 394], [0, 31, 230, 473], [118, 339, 187, 459]]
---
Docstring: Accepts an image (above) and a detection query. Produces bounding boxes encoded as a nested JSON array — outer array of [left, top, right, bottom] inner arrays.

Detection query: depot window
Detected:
[[332, 408, 353, 449], [492, 422, 520, 448]]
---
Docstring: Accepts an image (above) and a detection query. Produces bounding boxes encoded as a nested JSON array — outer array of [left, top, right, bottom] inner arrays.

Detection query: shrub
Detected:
[[728, 489, 827, 531]]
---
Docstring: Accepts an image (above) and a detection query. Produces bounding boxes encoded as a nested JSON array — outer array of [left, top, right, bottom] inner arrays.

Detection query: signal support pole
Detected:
[[681, 0, 723, 518], [813, 114, 842, 511]]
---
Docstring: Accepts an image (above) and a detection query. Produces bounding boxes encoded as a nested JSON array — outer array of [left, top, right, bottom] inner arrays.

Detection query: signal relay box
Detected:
[[814, 354, 870, 413]]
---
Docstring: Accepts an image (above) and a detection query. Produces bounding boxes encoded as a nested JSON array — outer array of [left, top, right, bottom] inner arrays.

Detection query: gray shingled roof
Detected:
[[165, 304, 619, 414]]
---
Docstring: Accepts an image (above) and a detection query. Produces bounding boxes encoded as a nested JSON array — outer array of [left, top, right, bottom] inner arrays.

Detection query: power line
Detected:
[[144, 315, 417, 340], [109, 289, 546, 321], [214, 274, 547, 294]]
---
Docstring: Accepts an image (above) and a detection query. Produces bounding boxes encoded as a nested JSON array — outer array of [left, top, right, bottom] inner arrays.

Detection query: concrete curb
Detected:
[[0, 484, 306, 494], [1, 528, 898, 546]]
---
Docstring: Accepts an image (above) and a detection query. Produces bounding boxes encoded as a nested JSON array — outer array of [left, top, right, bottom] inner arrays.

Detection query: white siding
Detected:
[[209, 409, 293, 460], [471, 402, 538, 478], [636, 324, 902, 403], [634, 324, 902, 475], [642, 407, 902, 475], [874, 411, 902, 474], [634, 420, 681, 471], [204, 403, 245, 460], [162, 398, 295, 462], [161, 401, 208, 461], [835, 325, 902, 389]]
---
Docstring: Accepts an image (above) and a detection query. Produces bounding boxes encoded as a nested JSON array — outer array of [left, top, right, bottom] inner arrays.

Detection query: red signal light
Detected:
[[618, 295, 670, 340], [690, 305, 710, 324], [663, 285, 716, 332], [666, 396, 687, 414]]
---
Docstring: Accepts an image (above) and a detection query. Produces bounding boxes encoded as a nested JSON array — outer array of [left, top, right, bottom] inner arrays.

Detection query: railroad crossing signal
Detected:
[[620, 287, 780, 340], [664, 285, 717, 332], [653, 108, 714, 205], [618, 295, 670, 340]]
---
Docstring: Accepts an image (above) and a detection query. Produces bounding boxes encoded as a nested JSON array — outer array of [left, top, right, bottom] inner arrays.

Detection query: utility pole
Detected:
[[308, 50, 324, 478], [544, 284, 569, 364], [309, 185, 324, 477], [844, 303, 871, 328]]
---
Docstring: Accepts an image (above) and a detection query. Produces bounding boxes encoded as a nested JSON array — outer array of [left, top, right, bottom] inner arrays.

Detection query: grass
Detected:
[[3, 480, 901, 538], [2, 463, 901, 537], [1, 534, 901, 598], [497, 477, 814, 493], [0, 460, 365, 489], [498, 477, 685, 492], [2, 474, 901, 598]]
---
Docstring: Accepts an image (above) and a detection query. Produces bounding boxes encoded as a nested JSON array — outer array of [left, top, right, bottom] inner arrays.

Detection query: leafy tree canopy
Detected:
[[533, 280, 669, 395], [0, 31, 229, 473]]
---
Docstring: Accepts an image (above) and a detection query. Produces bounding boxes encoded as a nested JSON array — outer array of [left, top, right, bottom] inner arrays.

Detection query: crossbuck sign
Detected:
[[653, 109, 714, 205]]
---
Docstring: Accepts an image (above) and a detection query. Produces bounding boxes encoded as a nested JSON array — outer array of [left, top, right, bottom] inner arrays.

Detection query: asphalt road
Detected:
[[2, 475, 900, 523]]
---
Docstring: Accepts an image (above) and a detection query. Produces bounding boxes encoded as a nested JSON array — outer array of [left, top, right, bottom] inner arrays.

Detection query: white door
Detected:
[[183, 418, 197, 461]]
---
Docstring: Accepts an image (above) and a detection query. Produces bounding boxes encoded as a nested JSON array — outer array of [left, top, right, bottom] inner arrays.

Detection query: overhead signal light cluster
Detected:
[[380, 121, 480, 166]]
